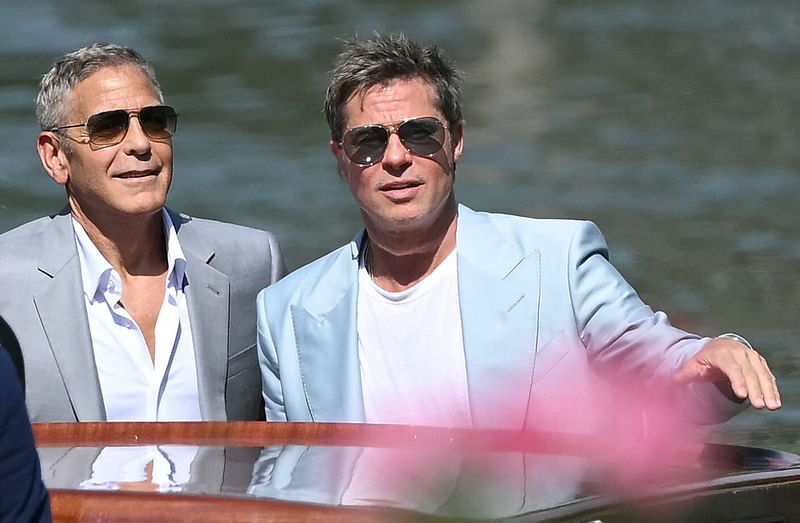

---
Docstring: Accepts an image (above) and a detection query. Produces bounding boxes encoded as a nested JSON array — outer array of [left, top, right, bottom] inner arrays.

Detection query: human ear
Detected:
[[330, 140, 349, 180], [37, 132, 71, 186], [450, 122, 464, 164]]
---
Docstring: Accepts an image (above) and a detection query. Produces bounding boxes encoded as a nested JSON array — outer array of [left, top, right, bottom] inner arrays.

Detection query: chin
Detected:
[[384, 213, 437, 232], [122, 199, 167, 217]]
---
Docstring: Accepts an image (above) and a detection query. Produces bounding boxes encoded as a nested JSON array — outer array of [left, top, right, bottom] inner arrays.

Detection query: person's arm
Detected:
[[256, 290, 288, 422], [266, 231, 288, 284], [566, 221, 779, 419]]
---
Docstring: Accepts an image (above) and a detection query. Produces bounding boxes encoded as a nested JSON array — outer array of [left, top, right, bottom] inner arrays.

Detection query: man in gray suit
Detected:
[[0, 43, 286, 422], [257, 34, 780, 429]]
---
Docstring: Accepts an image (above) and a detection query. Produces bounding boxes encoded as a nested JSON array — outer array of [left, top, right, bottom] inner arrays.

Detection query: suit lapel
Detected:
[[34, 213, 105, 421], [456, 206, 540, 429], [294, 240, 365, 422], [176, 215, 230, 421], [291, 209, 542, 428]]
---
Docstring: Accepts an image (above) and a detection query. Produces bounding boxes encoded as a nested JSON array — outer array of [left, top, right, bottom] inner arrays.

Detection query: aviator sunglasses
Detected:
[[340, 116, 448, 166], [50, 105, 178, 149]]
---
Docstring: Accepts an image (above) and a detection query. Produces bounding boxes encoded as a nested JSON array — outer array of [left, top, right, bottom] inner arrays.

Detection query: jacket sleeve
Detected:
[[567, 221, 744, 423], [256, 290, 288, 422]]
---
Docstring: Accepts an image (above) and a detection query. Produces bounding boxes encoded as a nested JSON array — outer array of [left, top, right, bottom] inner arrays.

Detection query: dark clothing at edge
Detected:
[[0, 341, 51, 523]]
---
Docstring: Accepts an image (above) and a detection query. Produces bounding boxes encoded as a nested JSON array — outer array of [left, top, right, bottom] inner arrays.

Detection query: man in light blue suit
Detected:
[[257, 34, 780, 429], [0, 44, 286, 422]]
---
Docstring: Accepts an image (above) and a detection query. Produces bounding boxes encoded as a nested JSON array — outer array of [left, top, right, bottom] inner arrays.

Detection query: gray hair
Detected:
[[36, 43, 163, 132], [324, 33, 463, 143]]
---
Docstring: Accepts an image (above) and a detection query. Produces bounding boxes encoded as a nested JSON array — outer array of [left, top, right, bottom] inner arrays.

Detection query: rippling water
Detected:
[[1, 1, 798, 451]]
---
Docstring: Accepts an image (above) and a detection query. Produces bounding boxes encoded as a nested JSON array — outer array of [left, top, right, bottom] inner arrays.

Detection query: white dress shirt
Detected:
[[73, 210, 202, 421]]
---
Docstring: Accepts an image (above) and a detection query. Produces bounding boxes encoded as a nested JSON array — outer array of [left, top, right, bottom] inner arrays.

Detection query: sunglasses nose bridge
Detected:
[[383, 122, 401, 136], [117, 110, 152, 146], [381, 127, 414, 164], [128, 109, 150, 128]]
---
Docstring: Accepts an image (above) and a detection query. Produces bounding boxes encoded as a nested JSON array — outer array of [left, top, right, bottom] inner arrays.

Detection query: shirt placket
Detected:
[[105, 272, 159, 420], [153, 279, 181, 420]]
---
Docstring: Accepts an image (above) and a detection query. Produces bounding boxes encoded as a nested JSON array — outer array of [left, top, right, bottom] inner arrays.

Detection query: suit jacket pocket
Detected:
[[226, 343, 263, 420], [531, 335, 572, 384], [227, 343, 258, 381]]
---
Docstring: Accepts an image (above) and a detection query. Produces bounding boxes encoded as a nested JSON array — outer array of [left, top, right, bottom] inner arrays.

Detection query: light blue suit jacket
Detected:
[[257, 205, 738, 429]]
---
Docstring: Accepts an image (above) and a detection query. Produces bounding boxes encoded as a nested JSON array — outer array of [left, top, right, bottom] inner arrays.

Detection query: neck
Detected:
[[71, 206, 168, 277], [365, 208, 457, 292]]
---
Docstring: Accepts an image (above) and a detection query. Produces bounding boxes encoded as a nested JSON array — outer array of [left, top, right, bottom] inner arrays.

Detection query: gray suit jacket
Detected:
[[257, 205, 740, 428], [0, 209, 286, 422]]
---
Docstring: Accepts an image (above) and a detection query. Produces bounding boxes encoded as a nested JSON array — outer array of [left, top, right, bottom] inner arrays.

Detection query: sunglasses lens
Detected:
[[343, 126, 389, 165], [140, 106, 178, 140], [83, 106, 177, 147], [86, 110, 129, 146], [398, 117, 445, 157], [341, 117, 447, 166]]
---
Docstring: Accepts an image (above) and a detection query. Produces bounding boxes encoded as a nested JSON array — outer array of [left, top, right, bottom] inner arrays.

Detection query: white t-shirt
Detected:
[[356, 249, 472, 427]]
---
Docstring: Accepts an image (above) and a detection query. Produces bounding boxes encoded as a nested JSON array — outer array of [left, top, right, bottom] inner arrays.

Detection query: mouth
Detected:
[[378, 179, 423, 202], [379, 180, 422, 192], [114, 169, 158, 179]]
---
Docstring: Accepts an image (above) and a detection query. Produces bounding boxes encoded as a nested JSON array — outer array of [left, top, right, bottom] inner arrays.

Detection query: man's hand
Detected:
[[673, 337, 781, 410]]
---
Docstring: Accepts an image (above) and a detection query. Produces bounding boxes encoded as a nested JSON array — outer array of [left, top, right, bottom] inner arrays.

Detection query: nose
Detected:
[[121, 113, 152, 155], [380, 132, 412, 171]]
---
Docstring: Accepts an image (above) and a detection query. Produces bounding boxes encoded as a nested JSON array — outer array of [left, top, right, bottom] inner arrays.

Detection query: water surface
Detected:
[[1, 1, 798, 451]]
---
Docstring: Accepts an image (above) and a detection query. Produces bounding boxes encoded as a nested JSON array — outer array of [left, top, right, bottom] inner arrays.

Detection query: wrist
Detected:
[[716, 332, 754, 351]]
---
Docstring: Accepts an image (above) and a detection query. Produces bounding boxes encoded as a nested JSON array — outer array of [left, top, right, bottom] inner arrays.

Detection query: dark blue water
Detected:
[[1, 1, 798, 451]]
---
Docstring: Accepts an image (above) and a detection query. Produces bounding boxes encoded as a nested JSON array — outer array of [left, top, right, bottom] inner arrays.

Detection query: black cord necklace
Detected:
[[361, 235, 374, 276]]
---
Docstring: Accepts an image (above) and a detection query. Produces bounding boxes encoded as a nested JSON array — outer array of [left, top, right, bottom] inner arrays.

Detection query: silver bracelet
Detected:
[[716, 332, 754, 351]]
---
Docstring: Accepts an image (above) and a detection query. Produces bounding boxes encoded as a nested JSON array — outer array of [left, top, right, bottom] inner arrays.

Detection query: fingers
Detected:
[[713, 340, 781, 411], [676, 337, 782, 412], [746, 349, 781, 410]]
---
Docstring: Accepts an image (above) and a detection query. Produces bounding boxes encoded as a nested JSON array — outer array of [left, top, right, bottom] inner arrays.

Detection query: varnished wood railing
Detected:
[[44, 490, 438, 523], [32, 421, 731, 522], [34, 422, 458, 522], [33, 420, 613, 454]]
